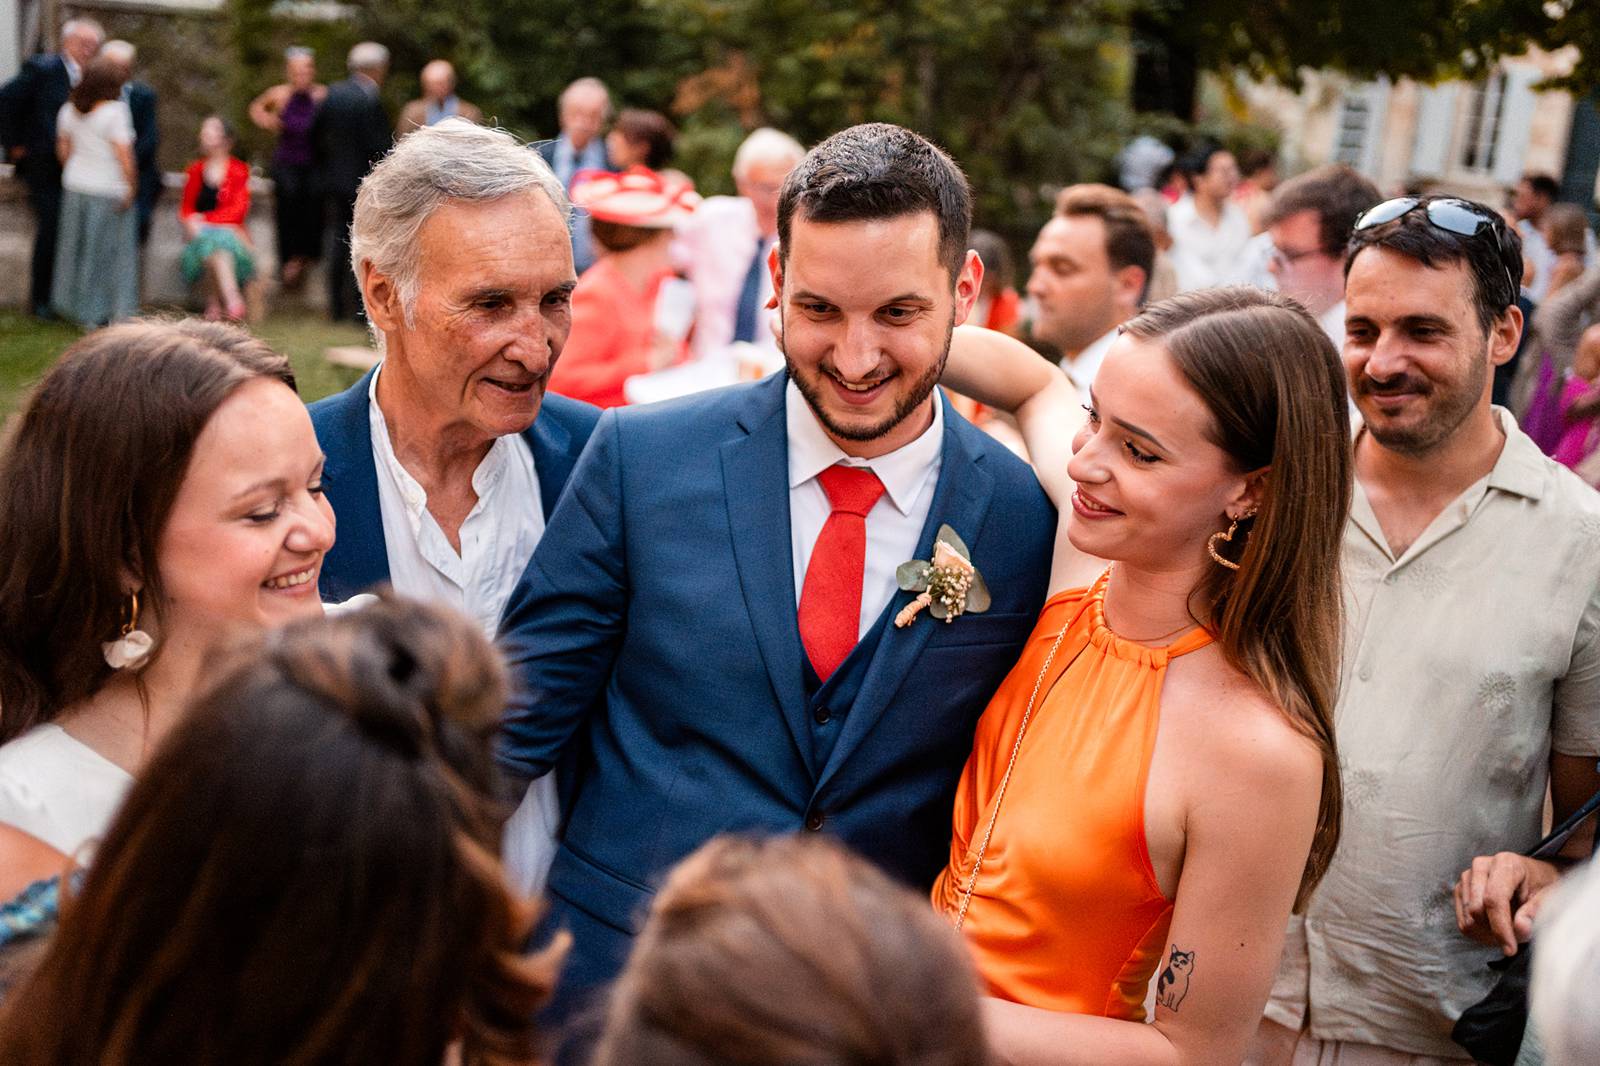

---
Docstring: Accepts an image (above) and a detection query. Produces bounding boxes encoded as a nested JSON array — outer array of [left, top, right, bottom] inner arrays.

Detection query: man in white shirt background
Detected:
[[1168, 144, 1252, 291], [308, 120, 601, 898], [1024, 183, 1155, 406], [1262, 164, 1381, 350]]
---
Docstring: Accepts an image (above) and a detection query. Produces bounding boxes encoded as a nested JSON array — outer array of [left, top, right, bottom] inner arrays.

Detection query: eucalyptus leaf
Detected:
[[897, 559, 932, 591]]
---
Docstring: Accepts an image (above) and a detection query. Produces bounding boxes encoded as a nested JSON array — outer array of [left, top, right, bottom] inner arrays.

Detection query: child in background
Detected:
[[1554, 323, 1600, 475]]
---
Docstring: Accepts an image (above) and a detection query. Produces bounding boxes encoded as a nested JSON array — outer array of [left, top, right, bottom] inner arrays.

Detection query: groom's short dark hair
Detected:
[[777, 123, 972, 280]]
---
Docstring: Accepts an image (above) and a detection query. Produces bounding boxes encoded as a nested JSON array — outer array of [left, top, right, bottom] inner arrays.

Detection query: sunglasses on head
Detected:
[[1353, 196, 1517, 300]]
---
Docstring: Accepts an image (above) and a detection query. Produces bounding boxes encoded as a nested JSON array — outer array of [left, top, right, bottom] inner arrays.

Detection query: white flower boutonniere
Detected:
[[894, 524, 991, 628]]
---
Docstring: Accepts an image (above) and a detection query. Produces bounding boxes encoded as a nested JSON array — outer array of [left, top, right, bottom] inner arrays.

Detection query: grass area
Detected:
[[0, 309, 372, 420]]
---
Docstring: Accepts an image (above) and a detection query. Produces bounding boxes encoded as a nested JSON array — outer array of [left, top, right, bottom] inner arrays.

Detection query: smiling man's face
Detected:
[[774, 210, 980, 459], [368, 191, 576, 448]]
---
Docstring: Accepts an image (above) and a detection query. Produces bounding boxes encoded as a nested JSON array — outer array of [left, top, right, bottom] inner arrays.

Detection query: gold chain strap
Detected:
[[953, 622, 1078, 931]]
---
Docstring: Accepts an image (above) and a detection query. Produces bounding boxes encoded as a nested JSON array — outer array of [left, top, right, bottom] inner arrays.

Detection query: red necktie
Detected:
[[798, 464, 886, 682]]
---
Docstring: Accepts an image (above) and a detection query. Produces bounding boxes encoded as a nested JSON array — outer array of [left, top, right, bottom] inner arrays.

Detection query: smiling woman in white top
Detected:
[[0, 319, 336, 860]]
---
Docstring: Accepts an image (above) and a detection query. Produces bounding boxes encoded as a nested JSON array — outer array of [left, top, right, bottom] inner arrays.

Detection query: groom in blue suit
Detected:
[[499, 123, 1055, 1021]]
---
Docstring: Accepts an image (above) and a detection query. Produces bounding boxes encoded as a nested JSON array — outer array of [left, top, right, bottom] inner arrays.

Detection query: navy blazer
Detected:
[[0, 54, 69, 182], [498, 373, 1055, 992], [308, 368, 602, 602]]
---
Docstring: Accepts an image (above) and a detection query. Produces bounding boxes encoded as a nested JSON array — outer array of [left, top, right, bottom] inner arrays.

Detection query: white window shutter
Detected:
[[1491, 65, 1540, 185], [1411, 84, 1459, 179]]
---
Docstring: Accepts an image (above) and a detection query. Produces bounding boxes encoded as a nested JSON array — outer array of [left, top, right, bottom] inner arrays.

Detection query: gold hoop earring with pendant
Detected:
[[102, 589, 155, 670]]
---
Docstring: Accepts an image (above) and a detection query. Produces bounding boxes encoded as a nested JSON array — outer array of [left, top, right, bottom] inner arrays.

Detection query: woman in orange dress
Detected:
[[935, 287, 1351, 1064]]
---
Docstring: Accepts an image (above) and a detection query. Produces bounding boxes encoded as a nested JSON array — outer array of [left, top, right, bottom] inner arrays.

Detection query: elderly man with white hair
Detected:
[[309, 119, 601, 894], [0, 16, 105, 317], [680, 126, 806, 359], [537, 76, 614, 274], [314, 41, 393, 322]]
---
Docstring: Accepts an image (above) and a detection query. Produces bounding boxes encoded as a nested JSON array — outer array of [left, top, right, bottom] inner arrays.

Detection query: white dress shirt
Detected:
[[787, 380, 944, 640], [1168, 194, 1253, 292], [1061, 327, 1118, 408], [367, 368, 558, 896]]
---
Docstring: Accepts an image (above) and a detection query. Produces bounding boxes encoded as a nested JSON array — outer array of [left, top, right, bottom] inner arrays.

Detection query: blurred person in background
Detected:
[[604, 108, 676, 172], [538, 76, 613, 274], [548, 167, 699, 408], [248, 46, 326, 291], [0, 17, 104, 318], [1540, 203, 1592, 300], [680, 126, 805, 359], [1132, 188, 1181, 304], [1263, 164, 1381, 350], [315, 41, 392, 322], [594, 835, 987, 1066], [968, 229, 1021, 334], [1235, 147, 1280, 234], [178, 116, 256, 322], [397, 59, 482, 138], [98, 41, 159, 248], [1168, 145, 1249, 291], [50, 55, 137, 327], [1026, 183, 1154, 406], [0, 597, 561, 1066]]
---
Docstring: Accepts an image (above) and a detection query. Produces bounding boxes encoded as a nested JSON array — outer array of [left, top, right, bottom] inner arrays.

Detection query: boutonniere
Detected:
[[894, 525, 991, 628]]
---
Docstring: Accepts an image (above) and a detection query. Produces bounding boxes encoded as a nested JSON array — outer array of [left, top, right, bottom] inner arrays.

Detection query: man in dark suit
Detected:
[[536, 76, 613, 274], [313, 41, 392, 322], [0, 17, 103, 317], [102, 40, 161, 246], [498, 123, 1057, 1031], [309, 119, 598, 905]]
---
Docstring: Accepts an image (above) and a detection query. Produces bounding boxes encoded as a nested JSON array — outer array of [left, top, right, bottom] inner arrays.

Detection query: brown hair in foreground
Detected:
[[0, 318, 295, 744], [593, 834, 989, 1066], [1122, 286, 1351, 909], [0, 596, 561, 1066]]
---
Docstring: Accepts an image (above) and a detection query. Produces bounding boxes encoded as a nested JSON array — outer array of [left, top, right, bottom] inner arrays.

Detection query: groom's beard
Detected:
[[780, 306, 954, 443]]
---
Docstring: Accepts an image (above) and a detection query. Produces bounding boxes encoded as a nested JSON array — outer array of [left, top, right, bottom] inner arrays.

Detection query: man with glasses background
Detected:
[[1263, 165, 1380, 350], [1247, 196, 1600, 1065]]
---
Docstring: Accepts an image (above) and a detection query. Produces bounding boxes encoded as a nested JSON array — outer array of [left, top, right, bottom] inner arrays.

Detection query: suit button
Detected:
[[813, 707, 831, 725], [805, 811, 825, 832]]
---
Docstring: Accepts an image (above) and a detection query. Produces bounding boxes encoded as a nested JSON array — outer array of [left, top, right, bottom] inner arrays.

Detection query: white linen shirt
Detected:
[[368, 369, 558, 898], [367, 367, 544, 635], [1061, 327, 1117, 409], [787, 380, 944, 640]]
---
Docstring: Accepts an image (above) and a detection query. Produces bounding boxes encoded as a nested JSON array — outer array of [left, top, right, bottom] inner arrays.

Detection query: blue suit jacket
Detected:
[[308, 369, 602, 602], [498, 373, 1055, 997]]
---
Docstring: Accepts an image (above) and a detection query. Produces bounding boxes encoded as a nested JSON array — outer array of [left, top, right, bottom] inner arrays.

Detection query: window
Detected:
[[1458, 71, 1507, 174]]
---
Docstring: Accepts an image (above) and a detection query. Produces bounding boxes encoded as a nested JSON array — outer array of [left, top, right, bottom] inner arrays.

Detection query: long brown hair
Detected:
[[0, 319, 294, 743], [594, 834, 988, 1066], [1122, 286, 1351, 908], [0, 596, 559, 1065], [69, 55, 124, 113]]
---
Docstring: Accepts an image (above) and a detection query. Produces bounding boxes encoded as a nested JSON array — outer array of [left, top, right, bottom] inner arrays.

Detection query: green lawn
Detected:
[[0, 310, 372, 420]]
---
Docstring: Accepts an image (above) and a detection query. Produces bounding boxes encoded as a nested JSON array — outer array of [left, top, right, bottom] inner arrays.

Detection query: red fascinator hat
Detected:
[[571, 166, 700, 228]]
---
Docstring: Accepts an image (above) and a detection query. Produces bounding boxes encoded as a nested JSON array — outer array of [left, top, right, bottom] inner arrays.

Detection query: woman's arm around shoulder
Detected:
[[981, 679, 1323, 1066]]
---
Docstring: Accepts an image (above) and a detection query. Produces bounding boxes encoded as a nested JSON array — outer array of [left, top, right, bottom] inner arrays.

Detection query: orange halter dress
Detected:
[[931, 570, 1212, 1020]]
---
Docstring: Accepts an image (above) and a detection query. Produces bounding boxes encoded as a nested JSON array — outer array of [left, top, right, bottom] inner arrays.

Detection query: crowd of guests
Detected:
[[2, 29, 1600, 1066]]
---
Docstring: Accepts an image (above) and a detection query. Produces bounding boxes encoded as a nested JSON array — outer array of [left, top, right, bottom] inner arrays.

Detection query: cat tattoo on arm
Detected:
[[1156, 945, 1195, 1011]]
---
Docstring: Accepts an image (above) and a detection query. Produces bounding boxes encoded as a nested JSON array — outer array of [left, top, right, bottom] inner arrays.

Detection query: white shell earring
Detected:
[[102, 589, 155, 671]]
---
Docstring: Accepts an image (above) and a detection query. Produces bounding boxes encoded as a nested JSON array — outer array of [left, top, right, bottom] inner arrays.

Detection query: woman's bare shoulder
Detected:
[[1165, 648, 1323, 787]]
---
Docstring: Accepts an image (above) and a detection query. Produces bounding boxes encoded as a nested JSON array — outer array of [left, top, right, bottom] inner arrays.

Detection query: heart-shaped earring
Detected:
[[1207, 509, 1257, 572]]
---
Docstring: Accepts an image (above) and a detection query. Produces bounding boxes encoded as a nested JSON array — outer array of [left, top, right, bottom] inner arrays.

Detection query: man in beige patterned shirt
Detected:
[[1248, 197, 1600, 1064]]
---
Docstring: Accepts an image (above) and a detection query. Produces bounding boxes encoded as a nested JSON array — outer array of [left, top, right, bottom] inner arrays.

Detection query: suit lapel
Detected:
[[316, 369, 390, 600], [720, 375, 819, 779], [526, 401, 576, 519], [815, 394, 995, 793]]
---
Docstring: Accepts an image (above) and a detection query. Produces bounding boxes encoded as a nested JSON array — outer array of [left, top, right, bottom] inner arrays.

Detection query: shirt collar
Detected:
[[1485, 406, 1548, 501], [368, 364, 514, 513], [784, 378, 944, 516], [1062, 327, 1118, 394]]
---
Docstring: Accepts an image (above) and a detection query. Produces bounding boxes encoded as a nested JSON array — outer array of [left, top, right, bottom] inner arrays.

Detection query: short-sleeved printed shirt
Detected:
[[1266, 409, 1600, 1058]]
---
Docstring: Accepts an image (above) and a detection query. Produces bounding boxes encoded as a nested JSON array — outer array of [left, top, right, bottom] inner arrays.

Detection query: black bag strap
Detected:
[[1530, 763, 1600, 860]]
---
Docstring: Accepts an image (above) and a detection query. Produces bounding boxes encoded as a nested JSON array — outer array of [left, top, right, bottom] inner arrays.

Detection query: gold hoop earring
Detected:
[[102, 589, 155, 670]]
